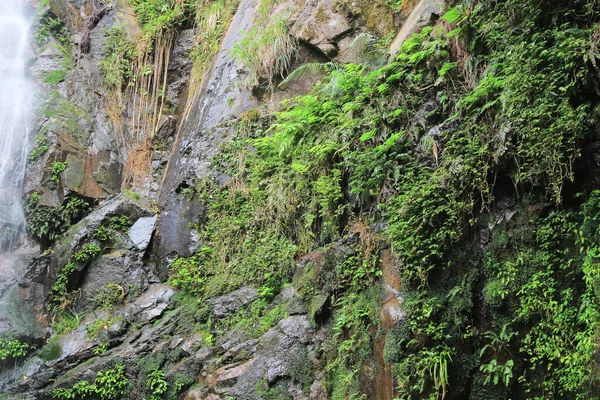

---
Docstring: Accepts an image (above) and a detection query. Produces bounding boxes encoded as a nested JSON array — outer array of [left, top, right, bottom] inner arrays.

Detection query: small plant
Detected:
[[43, 69, 67, 85], [91, 284, 125, 310], [28, 134, 49, 164], [51, 364, 128, 399], [51, 310, 83, 334], [0, 337, 31, 361], [232, 13, 299, 89], [51, 161, 67, 184], [86, 315, 117, 338], [92, 341, 109, 356], [39, 336, 62, 361], [108, 216, 130, 232], [25, 194, 92, 243], [480, 359, 514, 387], [35, 13, 69, 47], [72, 243, 101, 263], [146, 368, 168, 399]]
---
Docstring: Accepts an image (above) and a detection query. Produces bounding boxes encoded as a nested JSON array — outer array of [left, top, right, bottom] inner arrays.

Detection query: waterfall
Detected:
[[0, 0, 33, 250]]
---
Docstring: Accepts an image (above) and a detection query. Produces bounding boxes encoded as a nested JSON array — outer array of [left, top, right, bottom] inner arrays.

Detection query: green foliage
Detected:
[[73, 243, 102, 263], [43, 69, 67, 85], [28, 134, 49, 164], [39, 336, 62, 361], [146, 368, 168, 399], [51, 364, 129, 400], [86, 315, 117, 338], [35, 12, 69, 47], [108, 216, 131, 232], [49, 243, 101, 311], [129, 0, 193, 40], [0, 337, 30, 361], [91, 284, 125, 310], [40, 90, 88, 146], [162, 1, 600, 398], [51, 161, 67, 184], [101, 27, 137, 91], [52, 310, 83, 334], [49, 261, 76, 310], [34, 12, 74, 77], [233, 12, 298, 88]]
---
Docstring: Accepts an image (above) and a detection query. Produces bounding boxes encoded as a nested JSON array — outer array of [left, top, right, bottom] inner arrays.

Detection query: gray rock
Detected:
[[389, 0, 445, 57], [290, 0, 353, 56], [211, 287, 258, 318], [278, 315, 311, 344], [128, 215, 157, 250], [123, 284, 175, 323]]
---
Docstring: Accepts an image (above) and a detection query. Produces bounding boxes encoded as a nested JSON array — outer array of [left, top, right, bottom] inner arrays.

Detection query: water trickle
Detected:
[[0, 0, 33, 250]]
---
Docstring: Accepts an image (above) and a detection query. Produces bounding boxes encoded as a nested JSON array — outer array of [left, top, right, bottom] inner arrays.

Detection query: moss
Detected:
[[289, 344, 313, 393], [39, 337, 62, 362], [255, 377, 293, 400]]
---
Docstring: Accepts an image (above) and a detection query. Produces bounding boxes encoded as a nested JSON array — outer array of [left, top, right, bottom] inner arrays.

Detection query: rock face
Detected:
[[0, 0, 414, 398], [388, 0, 445, 56], [128, 215, 157, 250]]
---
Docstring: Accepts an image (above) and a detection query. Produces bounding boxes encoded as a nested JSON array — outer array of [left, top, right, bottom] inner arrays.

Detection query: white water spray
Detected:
[[0, 0, 33, 249]]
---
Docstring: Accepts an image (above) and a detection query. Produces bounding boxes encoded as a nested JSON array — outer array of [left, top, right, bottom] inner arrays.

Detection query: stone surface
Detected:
[[210, 286, 259, 318], [128, 215, 157, 250], [290, 0, 353, 56], [389, 0, 445, 56]]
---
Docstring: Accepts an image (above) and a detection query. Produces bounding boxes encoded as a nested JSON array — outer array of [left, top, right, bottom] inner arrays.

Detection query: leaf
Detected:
[[441, 7, 464, 24], [360, 129, 377, 142], [439, 62, 458, 77]]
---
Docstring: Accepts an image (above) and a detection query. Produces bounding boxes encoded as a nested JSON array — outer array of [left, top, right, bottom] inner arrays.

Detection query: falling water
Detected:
[[0, 0, 33, 250]]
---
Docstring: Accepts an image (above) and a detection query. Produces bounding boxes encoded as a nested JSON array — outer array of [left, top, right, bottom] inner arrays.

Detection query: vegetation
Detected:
[[16, 0, 600, 399], [25, 193, 91, 244], [0, 337, 31, 361], [166, 0, 600, 398], [28, 134, 50, 164], [35, 11, 74, 84], [51, 161, 67, 184], [233, 11, 298, 89], [50, 363, 129, 399], [49, 243, 102, 312]]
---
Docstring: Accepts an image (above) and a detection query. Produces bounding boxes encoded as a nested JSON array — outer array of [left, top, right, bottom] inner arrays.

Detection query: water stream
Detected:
[[0, 0, 33, 250]]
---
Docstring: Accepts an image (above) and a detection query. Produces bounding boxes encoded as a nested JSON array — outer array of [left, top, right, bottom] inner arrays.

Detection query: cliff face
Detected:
[[2, 0, 600, 399]]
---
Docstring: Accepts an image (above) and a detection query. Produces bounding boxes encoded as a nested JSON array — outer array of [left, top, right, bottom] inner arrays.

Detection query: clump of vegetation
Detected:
[[91, 283, 126, 310], [39, 336, 62, 362], [50, 363, 129, 400], [25, 193, 92, 244], [129, 0, 193, 41], [50, 161, 67, 184], [39, 90, 88, 146], [49, 242, 102, 312], [34, 12, 74, 83], [233, 12, 299, 89], [28, 134, 50, 164], [34, 12, 70, 47], [0, 337, 31, 361], [100, 27, 137, 92]]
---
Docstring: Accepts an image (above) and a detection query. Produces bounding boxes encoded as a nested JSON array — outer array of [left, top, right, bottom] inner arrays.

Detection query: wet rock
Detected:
[[123, 284, 175, 324], [167, 29, 195, 108], [211, 287, 258, 318], [279, 315, 311, 344], [290, 0, 353, 56], [389, 0, 445, 56], [128, 215, 157, 250], [222, 338, 259, 363], [218, 329, 248, 351]]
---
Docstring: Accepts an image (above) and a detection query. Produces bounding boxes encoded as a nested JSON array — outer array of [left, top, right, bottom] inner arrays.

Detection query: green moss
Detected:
[[39, 337, 62, 362]]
